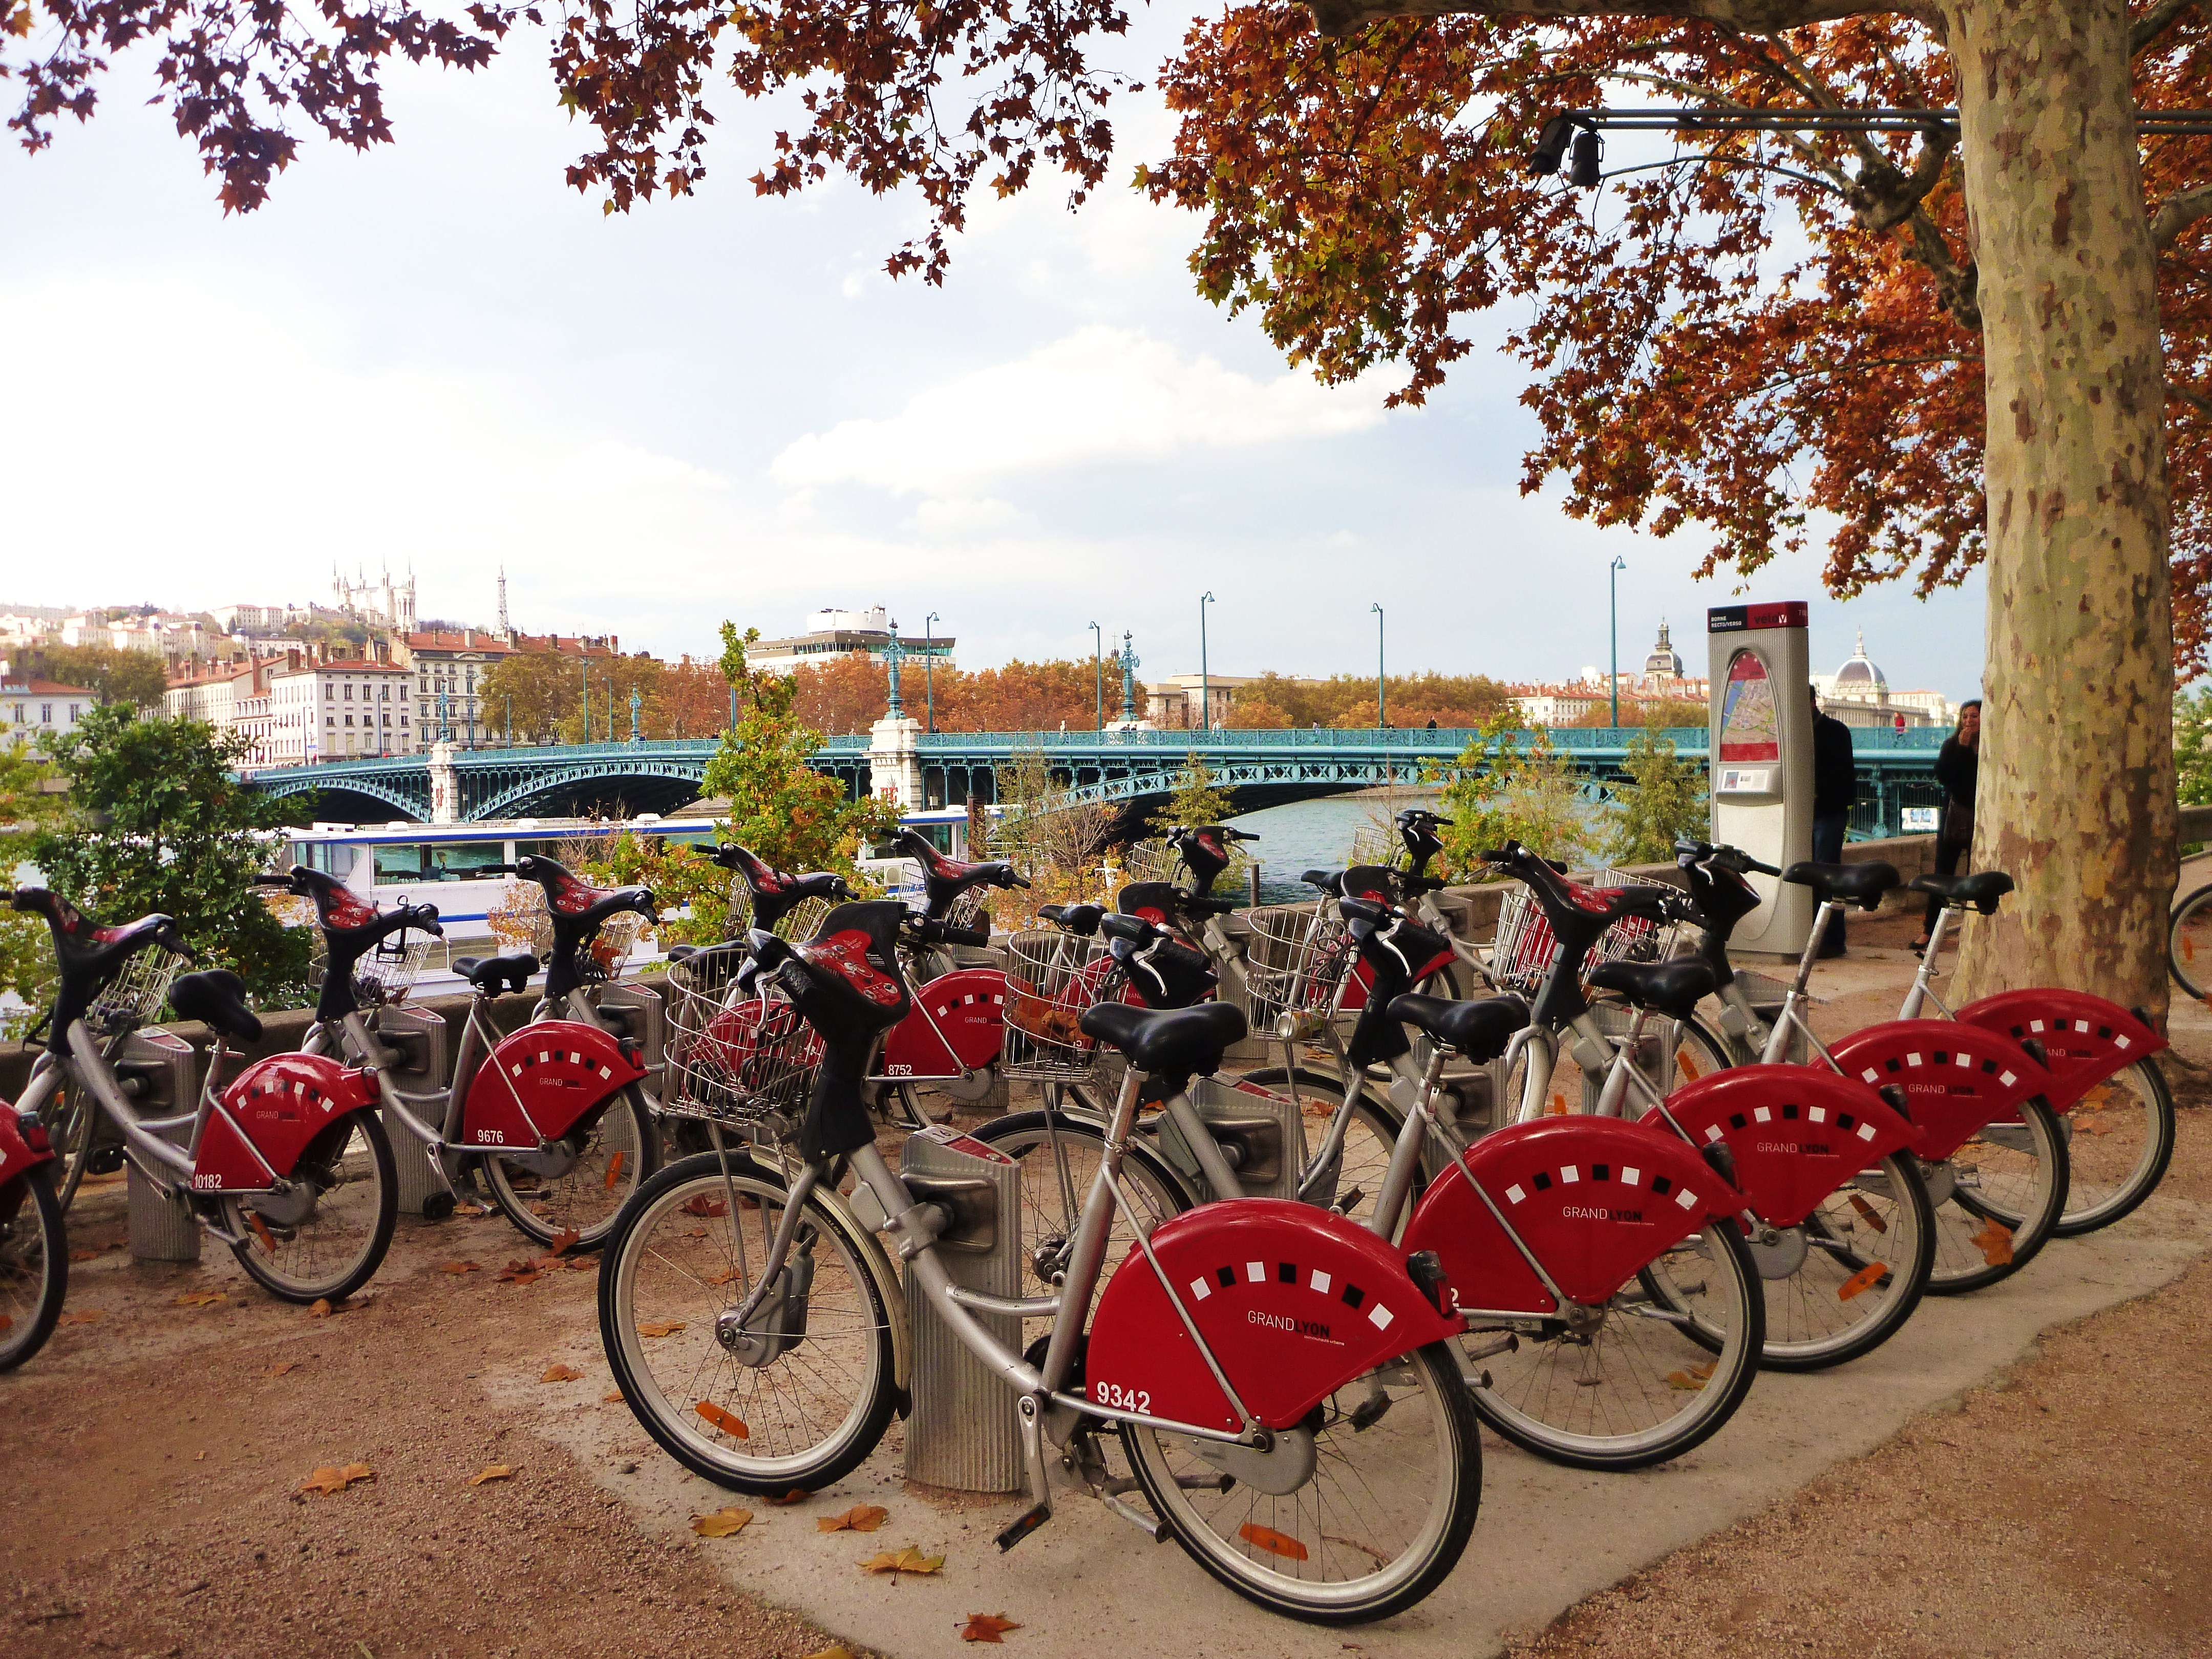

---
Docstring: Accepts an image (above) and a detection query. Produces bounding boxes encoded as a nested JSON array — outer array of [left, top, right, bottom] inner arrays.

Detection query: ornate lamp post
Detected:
[[924, 612, 939, 733], [1120, 632, 1141, 724], [629, 686, 643, 742], [1199, 591, 1217, 732], [1371, 602, 1386, 728], [1090, 621, 1103, 732], [884, 621, 905, 718], [1608, 554, 1627, 729]]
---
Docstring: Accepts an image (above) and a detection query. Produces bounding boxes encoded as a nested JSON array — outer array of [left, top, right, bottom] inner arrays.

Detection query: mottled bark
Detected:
[[1942, 0, 2176, 1016]]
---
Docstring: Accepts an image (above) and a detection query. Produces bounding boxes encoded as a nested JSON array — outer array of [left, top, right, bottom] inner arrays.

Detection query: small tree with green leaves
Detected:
[[1, 742, 73, 1036], [1605, 720, 1710, 868], [698, 624, 899, 879], [1432, 710, 1599, 882], [993, 748, 1119, 922], [2178, 689, 2212, 809], [1142, 753, 1251, 891], [28, 707, 314, 1008]]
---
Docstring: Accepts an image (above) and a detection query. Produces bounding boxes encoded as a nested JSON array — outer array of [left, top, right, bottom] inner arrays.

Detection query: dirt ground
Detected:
[[6, 909, 2210, 1659]]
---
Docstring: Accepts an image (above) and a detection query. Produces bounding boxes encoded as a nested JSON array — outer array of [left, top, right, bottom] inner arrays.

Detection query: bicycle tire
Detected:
[[2167, 881, 2212, 1001], [0, 1168, 67, 1372], [1126, 1339, 1482, 1625], [2051, 1056, 2176, 1236], [599, 1151, 898, 1494], [1236, 1066, 1412, 1230], [228, 1109, 399, 1305], [1924, 1095, 2069, 1294], [1474, 1216, 1765, 1471], [485, 1082, 659, 1251], [44, 1078, 96, 1214]]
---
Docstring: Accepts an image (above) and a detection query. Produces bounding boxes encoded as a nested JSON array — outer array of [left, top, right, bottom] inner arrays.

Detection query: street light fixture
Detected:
[[1199, 591, 1217, 732], [925, 612, 939, 734], [1089, 622, 1103, 732], [1608, 554, 1628, 729], [1371, 603, 1386, 728]]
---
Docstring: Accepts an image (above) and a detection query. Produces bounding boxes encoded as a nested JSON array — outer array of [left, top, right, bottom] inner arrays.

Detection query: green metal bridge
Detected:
[[243, 726, 1947, 839]]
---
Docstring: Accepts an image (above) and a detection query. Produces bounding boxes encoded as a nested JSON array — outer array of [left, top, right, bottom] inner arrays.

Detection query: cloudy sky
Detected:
[[1, 9, 1985, 698]]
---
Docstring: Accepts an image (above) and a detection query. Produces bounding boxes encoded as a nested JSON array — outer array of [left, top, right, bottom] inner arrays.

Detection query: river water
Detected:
[[1223, 790, 1445, 904]]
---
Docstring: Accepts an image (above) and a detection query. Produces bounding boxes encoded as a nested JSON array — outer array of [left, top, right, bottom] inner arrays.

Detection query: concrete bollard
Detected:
[[901, 1127, 1025, 1493], [127, 1161, 202, 1263]]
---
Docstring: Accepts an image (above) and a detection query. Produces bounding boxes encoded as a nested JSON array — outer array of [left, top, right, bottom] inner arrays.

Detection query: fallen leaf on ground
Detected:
[[767, 1490, 810, 1505], [1664, 1359, 1718, 1392], [439, 1260, 481, 1275], [820, 1503, 888, 1534], [961, 1613, 1022, 1644], [637, 1319, 687, 1338], [707, 1267, 741, 1286], [174, 1290, 228, 1308], [1237, 1523, 1308, 1562], [466, 1465, 514, 1486], [603, 1390, 624, 1403], [680, 1195, 728, 1218], [56, 1309, 102, 1327], [308, 1296, 359, 1318], [1970, 1218, 2015, 1267], [692, 1507, 753, 1538], [541, 1364, 584, 1382], [494, 1262, 542, 1286], [863, 1546, 944, 1576], [299, 1462, 374, 1496], [266, 1361, 301, 1378], [546, 1226, 583, 1257], [802, 1647, 855, 1659], [68, 1247, 105, 1262], [695, 1400, 749, 1438]]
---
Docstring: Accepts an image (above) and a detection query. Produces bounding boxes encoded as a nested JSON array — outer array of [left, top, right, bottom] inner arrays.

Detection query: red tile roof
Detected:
[[4, 679, 96, 697]]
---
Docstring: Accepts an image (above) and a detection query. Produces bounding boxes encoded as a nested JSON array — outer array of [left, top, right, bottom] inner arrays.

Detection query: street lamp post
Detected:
[[1371, 603, 1386, 728], [1608, 554, 1627, 729], [580, 660, 589, 746], [1199, 591, 1217, 732], [1090, 622, 1102, 731], [925, 612, 939, 733]]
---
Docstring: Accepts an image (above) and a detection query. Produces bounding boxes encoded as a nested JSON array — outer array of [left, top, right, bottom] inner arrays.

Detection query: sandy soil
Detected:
[[6, 907, 2208, 1659]]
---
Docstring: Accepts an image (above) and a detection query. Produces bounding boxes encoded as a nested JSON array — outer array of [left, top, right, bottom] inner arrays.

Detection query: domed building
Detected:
[[1643, 620, 1686, 682], [1816, 629, 1953, 730]]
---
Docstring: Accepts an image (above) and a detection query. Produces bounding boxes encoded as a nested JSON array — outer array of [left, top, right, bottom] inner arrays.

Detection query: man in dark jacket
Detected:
[[1811, 686, 1857, 957], [1916, 699, 1981, 952]]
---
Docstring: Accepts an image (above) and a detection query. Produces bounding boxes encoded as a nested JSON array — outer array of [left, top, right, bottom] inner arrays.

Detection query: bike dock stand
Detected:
[[902, 1129, 1025, 1494]]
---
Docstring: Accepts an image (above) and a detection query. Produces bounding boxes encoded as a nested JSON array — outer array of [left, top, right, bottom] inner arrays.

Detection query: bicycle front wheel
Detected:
[[1474, 1217, 1764, 1470], [228, 1109, 398, 1304], [599, 1151, 898, 1494], [2167, 882, 2212, 1000], [485, 1083, 658, 1250], [1126, 1340, 1481, 1625], [2053, 1058, 2175, 1236], [0, 1169, 67, 1372], [1925, 1096, 2069, 1294]]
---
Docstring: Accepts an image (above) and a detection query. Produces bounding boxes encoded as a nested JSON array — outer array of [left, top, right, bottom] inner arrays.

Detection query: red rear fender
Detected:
[[0, 1108, 53, 1189], [1641, 1065, 1912, 1230], [1402, 1117, 1737, 1314], [201, 1054, 379, 1192], [880, 968, 1007, 1077], [464, 1021, 646, 1150], [1955, 991, 2165, 1107], [1085, 1199, 1461, 1434], [1827, 1020, 2052, 1162]]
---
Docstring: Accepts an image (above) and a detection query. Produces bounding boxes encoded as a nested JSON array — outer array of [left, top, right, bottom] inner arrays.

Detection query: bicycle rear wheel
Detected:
[[1472, 1218, 1764, 1470], [485, 1083, 657, 1250], [1125, 1340, 1481, 1625], [2052, 1058, 2175, 1236], [600, 1152, 897, 1494], [0, 1169, 66, 1372], [227, 1109, 398, 1304], [2167, 882, 2212, 1000], [1924, 1096, 2069, 1294]]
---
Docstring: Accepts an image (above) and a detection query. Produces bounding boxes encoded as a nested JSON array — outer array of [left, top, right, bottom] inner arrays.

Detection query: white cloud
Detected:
[[770, 326, 1400, 495]]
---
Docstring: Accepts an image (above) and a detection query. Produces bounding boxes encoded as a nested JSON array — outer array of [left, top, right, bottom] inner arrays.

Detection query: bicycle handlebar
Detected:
[[904, 916, 990, 948]]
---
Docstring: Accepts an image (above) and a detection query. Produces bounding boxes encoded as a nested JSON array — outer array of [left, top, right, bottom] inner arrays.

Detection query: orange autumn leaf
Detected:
[[1837, 1262, 1890, 1301], [603, 1150, 627, 1191], [961, 1612, 1023, 1643], [603, 1390, 624, 1403], [1970, 1218, 2015, 1267], [57, 1309, 102, 1327], [1237, 1522, 1308, 1562], [440, 1260, 481, 1275], [547, 1226, 583, 1257], [494, 1261, 541, 1286], [767, 1489, 811, 1505], [466, 1464, 514, 1486], [680, 1194, 728, 1218], [299, 1461, 373, 1496], [863, 1546, 944, 1575], [173, 1289, 228, 1307], [692, 1507, 754, 1538], [637, 1318, 687, 1338], [541, 1364, 584, 1382], [819, 1503, 888, 1534], [68, 1246, 104, 1262], [696, 1400, 749, 1438], [267, 1360, 301, 1377]]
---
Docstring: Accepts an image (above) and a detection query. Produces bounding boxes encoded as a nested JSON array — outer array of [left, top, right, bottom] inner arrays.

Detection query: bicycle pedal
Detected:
[[994, 1503, 1052, 1552]]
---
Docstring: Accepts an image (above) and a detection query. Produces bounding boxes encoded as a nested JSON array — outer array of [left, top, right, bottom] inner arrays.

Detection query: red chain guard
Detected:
[[199, 1053, 380, 1192], [1826, 1020, 2054, 1163], [878, 968, 1007, 1079], [1640, 1065, 1913, 1230], [1953, 990, 2166, 1109], [1084, 1199, 1462, 1433], [1400, 1117, 1738, 1315], [463, 1020, 646, 1150]]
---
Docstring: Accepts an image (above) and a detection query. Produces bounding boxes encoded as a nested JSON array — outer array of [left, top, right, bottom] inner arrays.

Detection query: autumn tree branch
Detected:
[[2153, 181, 2212, 250], [1307, 1, 1895, 41], [2133, 0, 2199, 54]]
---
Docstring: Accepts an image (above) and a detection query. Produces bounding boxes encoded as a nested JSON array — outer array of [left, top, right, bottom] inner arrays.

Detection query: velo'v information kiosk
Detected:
[[1708, 602, 1814, 955]]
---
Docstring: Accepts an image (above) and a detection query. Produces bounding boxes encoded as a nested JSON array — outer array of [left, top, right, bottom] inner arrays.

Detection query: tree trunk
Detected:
[[1945, 0, 2176, 1018]]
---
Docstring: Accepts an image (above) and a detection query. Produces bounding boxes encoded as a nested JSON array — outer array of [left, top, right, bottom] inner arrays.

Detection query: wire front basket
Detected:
[[86, 946, 190, 1035], [1240, 904, 1355, 1030], [583, 912, 648, 985], [1488, 869, 1688, 997], [312, 929, 449, 1008], [664, 967, 823, 1125], [1000, 930, 1116, 1081], [726, 879, 835, 945]]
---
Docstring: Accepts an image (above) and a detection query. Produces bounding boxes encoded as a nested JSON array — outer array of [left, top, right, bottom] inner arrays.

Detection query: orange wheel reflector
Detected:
[[696, 1400, 750, 1439], [1837, 1262, 1890, 1301], [1238, 1522, 1308, 1561], [250, 1213, 278, 1255], [603, 1150, 626, 1192], [1847, 1194, 1889, 1235], [1676, 1051, 1702, 1082]]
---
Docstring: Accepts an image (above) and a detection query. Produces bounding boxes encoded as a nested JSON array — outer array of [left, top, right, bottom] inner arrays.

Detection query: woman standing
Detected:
[[1914, 699, 1981, 954]]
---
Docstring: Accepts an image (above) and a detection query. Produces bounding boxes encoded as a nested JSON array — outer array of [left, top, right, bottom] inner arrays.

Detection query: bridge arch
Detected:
[[467, 761, 708, 821], [256, 774, 429, 822]]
